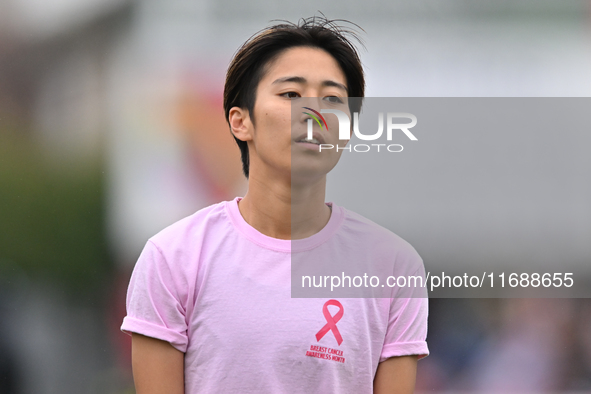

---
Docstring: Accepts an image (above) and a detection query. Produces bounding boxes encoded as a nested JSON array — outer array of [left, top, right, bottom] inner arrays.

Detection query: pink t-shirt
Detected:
[[122, 197, 429, 393]]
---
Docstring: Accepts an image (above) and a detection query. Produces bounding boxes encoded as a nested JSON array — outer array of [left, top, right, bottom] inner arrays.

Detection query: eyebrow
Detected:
[[271, 76, 348, 93]]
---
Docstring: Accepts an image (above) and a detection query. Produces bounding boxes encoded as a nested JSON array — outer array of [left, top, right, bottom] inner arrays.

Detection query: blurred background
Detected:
[[0, 0, 590, 392]]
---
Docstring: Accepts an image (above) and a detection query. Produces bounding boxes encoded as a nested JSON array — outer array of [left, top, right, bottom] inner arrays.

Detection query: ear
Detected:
[[228, 107, 253, 142]]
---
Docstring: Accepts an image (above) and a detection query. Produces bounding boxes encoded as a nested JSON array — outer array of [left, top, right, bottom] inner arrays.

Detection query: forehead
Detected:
[[259, 46, 347, 87]]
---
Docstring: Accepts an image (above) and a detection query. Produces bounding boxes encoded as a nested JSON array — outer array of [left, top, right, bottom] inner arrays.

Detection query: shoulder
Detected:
[[129, 199, 234, 298], [136, 199, 235, 280], [337, 206, 424, 275], [148, 199, 232, 253], [340, 208, 420, 256]]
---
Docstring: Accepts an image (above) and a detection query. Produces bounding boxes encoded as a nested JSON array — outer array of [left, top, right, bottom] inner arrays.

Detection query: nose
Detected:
[[298, 96, 322, 123], [302, 106, 328, 130]]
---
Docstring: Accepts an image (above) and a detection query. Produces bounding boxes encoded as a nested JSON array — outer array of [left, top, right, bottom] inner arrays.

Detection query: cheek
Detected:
[[253, 98, 291, 148], [329, 112, 351, 139], [263, 113, 291, 144]]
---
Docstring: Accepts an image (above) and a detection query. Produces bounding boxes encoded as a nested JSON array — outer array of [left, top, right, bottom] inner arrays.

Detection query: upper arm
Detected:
[[373, 355, 418, 394], [122, 240, 190, 393], [132, 333, 185, 394]]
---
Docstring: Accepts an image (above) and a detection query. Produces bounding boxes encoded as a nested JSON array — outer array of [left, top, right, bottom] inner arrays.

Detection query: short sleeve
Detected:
[[121, 240, 189, 352], [380, 264, 430, 362]]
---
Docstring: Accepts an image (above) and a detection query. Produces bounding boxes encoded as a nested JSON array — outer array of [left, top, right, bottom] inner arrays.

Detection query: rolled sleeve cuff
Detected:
[[121, 316, 188, 353], [380, 341, 429, 362]]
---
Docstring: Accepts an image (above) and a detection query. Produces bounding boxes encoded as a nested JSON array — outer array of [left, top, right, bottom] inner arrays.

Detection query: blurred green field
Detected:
[[0, 131, 111, 296]]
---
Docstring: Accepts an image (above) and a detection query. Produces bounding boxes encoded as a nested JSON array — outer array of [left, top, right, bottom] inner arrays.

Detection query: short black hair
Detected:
[[223, 15, 366, 178]]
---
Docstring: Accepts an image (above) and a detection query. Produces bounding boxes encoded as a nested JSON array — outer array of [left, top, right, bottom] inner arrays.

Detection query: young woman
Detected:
[[122, 16, 429, 393]]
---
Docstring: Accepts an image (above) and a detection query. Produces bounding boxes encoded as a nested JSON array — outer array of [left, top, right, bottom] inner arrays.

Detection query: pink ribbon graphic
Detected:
[[315, 299, 344, 345]]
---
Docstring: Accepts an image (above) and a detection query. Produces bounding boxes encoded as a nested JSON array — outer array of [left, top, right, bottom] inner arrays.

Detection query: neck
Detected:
[[238, 167, 331, 240]]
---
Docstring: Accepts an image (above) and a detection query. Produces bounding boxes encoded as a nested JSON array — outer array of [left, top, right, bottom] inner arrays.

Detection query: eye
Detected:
[[324, 96, 344, 104], [280, 91, 301, 99]]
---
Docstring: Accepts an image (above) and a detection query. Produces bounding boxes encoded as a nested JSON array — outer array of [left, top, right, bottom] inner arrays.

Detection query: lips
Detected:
[[294, 131, 326, 145]]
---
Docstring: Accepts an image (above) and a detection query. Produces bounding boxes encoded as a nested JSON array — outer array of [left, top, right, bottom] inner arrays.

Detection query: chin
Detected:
[[290, 161, 337, 186]]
